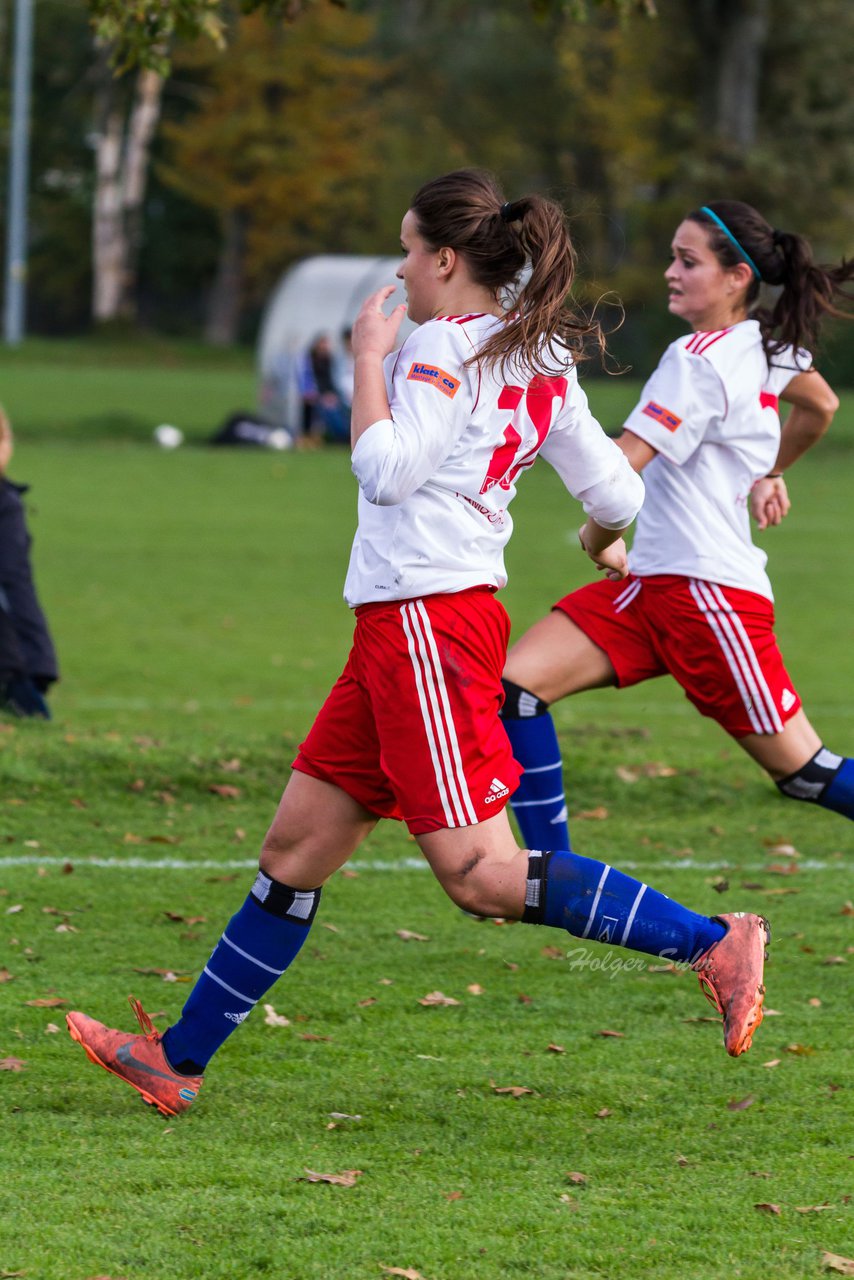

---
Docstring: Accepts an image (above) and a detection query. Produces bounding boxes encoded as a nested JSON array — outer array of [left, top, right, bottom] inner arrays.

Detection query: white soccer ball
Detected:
[[154, 424, 184, 449], [268, 429, 293, 451]]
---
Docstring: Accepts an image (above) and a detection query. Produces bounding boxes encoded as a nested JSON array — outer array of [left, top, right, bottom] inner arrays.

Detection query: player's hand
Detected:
[[750, 475, 790, 530], [352, 286, 407, 362], [578, 525, 629, 581]]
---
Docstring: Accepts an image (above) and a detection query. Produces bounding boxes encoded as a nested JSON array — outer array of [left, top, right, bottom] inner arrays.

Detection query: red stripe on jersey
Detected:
[[689, 328, 732, 356], [439, 313, 488, 325], [759, 391, 779, 412]]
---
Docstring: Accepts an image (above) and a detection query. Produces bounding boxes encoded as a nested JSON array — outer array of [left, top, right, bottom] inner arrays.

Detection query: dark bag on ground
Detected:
[[209, 412, 290, 449]]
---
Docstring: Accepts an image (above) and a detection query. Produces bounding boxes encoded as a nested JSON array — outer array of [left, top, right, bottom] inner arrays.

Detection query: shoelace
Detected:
[[128, 995, 159, 1039]]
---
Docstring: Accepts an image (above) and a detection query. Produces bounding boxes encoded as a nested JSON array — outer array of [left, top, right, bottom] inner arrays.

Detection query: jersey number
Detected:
[[480, 376, 568, 496]]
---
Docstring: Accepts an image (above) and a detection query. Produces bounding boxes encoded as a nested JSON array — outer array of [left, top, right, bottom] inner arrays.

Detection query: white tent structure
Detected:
[[257, 255, 415, 433]]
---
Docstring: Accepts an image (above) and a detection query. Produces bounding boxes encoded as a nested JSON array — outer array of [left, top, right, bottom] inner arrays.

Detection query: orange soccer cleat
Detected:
[[66, 997, 202, 1117], [692, 912, 770, 1056]]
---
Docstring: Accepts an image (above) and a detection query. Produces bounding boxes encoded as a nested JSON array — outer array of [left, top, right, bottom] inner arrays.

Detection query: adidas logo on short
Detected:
[[484, 777, 510, 804]]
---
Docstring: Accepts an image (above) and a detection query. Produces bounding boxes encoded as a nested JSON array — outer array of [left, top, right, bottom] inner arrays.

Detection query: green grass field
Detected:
[[1, 344, 852, 1280]]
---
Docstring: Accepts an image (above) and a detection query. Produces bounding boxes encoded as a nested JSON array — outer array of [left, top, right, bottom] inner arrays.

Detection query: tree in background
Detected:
[[158, 6, 389, 344]]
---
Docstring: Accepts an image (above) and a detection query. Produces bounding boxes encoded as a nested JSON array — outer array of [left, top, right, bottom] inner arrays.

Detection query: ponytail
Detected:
[[690, 200, 854, 357], [410, 169, 605, 377]]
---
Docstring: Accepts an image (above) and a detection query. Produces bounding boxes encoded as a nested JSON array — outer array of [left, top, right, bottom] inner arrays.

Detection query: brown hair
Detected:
[[689, 200, 854, 357], [409, 169, 605, 376]]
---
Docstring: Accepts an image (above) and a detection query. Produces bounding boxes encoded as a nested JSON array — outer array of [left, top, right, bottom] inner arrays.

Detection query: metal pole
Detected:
[[4, 0, 34, 345]]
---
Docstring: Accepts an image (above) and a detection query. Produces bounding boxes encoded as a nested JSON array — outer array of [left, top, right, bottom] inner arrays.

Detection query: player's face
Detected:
[[397, 210, 442, 324], [665, 220, 746, 331]]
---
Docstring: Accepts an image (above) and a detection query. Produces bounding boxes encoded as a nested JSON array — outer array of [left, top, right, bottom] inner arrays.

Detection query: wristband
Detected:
[[766, 472, 783, 479]]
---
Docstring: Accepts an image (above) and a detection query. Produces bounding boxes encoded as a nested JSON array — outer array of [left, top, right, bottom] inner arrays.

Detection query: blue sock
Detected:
[[523, 849, 725, 962], [777, 747, 854, 822], [162, 872, 320, 1073], [501, 693, 571, 849], [821, 758, 854, 819]]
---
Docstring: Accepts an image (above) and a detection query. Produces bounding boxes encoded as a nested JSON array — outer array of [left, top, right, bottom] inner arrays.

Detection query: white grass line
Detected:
[[0, 854, 834, 872]]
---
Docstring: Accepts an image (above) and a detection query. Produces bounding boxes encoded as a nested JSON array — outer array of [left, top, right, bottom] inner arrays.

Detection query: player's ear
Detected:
[[436, 246, 456, 278]]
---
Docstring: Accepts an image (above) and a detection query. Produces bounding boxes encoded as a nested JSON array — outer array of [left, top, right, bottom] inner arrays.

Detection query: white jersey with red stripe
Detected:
[[623, 319, 810, 600], [346, 312, 644, 607]]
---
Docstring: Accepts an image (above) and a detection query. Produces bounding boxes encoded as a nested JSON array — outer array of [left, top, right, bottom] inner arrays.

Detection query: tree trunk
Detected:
[[204, 208, 246, 346], [91, 65, 164, 323], [688, 0, 770, 150]]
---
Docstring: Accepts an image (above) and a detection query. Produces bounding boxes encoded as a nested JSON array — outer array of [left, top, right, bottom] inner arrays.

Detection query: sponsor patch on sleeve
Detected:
[[407, 362, 460, 399], [641, 400, 682, 432]]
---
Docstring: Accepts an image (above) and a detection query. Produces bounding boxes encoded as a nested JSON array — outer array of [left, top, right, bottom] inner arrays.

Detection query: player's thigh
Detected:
[[260, 770, 378, 888], [504, 609, 617, 703], [417, 807, 528, 918]]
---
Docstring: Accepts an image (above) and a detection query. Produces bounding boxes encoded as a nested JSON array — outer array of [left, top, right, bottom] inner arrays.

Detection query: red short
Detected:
[[293, 587, 521, 834], [556, 574, 801, 738]]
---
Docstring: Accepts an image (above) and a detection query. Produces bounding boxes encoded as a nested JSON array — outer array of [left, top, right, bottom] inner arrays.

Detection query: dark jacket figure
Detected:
[[0, 426, 58, 717]]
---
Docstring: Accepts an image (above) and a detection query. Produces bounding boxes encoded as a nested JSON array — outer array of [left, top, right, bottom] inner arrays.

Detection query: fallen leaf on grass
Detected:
[[379, 1267, 427, 1280], [263, 1004, 290, 1027], [794, 1203, 834, 1213], [765, 862, 799, 876], [328, 1112, 361, 1121], [558, 1194, 580, 1210], [6, 904, 23, 915], [762, 1059, 782, 1069], [442, 1190, 463, 1201], [749, 1170, 773, 1178], [301, 1168, 363, 1187], [517, 993, 532, 1004], [299, 1033, 331, 1042], [0, 1270, 27, 1278], [208, 784, 241, 798], [727, 1096, 755, 1111], [0, 969, 15, 983], [785, 1043, 815, 1055], [824, 956, 847, 965], [841, 902, 854, 917], [466, 984, 484, 996], [163, 913, 207, 926], [574, 806, 609, 821], [321, 923, 339, 933], [397, 930, 429, 942], [547, 1043, 565, 1054], [822, 1251, 854, 1276], [809, 998, 822, 1007], [754, 1202, 781, 1215], [491, 1084, 534, 1098], [565, 1171, 588, 1184], [0, 1057, 26, 1071], [25, 997, 67, 1008], [357, 997, 377, 1007], [418, 991, 459, 1007], [596, 1029, 625, 1038], [541, 945, 564, 960], [595, 1108, 612, 1119], [44, 1023, 60, 1034], [133, 967, 191, 981]]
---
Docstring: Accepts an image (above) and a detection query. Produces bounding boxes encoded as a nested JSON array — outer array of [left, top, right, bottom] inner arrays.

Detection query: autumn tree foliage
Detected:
[[158, 6, 387, 342]]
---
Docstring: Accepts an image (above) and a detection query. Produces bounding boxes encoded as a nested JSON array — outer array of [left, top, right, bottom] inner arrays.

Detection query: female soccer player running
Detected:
[[501, 201, 854, 853], [68, 174, 769, 1117]]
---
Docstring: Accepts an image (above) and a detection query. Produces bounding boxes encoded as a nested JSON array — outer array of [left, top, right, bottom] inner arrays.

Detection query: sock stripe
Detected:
[[512, 792, 567, 808], [620, 883, 648, 945], [202, 965, 256, 1006], [221, 931, 288, 976], [581, 864, 611, 938], [521, 763, 562, 775]]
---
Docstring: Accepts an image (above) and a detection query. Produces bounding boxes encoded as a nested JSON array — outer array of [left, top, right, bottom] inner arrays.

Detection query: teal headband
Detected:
[[700, 206, 761, 280]]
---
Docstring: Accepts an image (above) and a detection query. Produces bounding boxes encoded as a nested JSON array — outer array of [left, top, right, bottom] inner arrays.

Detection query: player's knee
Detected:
[[500, 678, 550, 720], [435, 853, 510, 918], [775, 745, 844, 802]]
